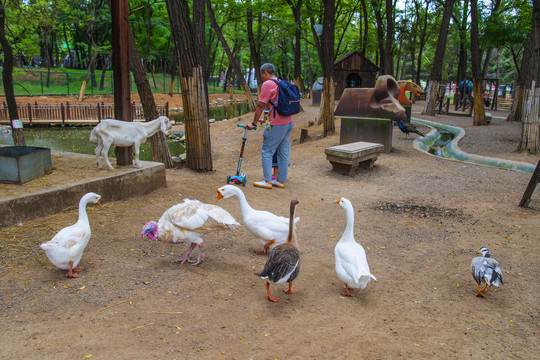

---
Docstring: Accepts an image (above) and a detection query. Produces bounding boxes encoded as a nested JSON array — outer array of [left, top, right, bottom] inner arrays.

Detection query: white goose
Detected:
[[40, 192, 101, 278], [335, 197, 376, 296], [216, 185, 299, 254], [141, 199, 240, 265]]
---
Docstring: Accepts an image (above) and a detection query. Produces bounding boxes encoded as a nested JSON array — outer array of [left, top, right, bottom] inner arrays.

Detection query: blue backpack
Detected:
[[268, 79, 301, 118]]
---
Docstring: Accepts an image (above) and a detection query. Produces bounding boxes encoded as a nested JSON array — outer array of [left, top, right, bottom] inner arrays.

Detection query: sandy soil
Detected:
[[0, 93, 539, 359]]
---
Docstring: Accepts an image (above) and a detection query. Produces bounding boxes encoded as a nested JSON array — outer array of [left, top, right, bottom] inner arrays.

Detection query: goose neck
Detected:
[[77, 198, 90, 223], [342, 206, 355, 240], [234, 190, 254, 215]]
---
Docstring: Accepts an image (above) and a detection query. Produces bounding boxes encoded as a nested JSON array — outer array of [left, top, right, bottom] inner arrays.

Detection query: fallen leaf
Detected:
[[79, 286, 85, 290]]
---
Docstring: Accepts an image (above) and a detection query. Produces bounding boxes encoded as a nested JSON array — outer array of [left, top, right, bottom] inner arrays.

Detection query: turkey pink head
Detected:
[[141, 221, 159, 241]]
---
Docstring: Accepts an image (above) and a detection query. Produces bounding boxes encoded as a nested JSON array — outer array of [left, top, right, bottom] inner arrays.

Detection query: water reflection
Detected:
[[170, 102, 250, 123], [0, 126, 185, 161]]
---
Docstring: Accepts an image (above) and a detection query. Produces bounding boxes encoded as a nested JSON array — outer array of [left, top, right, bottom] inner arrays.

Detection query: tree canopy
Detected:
[[0, 0, 532, 89]]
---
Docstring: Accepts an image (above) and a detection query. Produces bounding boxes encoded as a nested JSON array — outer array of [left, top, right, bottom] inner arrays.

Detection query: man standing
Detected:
[[247, 63, 294, 189]]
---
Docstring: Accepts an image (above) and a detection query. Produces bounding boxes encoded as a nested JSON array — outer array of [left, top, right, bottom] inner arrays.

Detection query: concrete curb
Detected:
[[410, 117, 536, 173], [0, 155, 166, 228]]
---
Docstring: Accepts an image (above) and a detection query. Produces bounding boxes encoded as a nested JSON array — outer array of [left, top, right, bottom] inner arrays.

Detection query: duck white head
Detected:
[[476, 247, 491, 257], [141, 221, 159, 241], [216, 184, 243, 201], [82, 192, 102, 205]]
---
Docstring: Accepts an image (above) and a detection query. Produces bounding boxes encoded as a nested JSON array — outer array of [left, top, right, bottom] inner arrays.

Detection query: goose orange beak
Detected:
[[97, 200, 102, 206], [216, 190, 223, 201], [335, 200, 340, 204]]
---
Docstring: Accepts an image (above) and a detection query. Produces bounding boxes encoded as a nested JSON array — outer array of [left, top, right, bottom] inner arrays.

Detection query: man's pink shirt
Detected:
[[259, 79, 293, 126]]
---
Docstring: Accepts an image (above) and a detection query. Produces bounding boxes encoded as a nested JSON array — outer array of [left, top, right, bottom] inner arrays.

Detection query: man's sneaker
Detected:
[[254, 180, 272, 189], [270, 179, 285, 188]]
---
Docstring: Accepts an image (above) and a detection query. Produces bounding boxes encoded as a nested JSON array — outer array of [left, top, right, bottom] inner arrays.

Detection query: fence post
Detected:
[[66, 101, 71, 120], [61, 103, 65, 125], [166, 101, 169, 117], [28, 103, 32, 126], [132, 101, 135, 121], [97, 102, 101, 123]]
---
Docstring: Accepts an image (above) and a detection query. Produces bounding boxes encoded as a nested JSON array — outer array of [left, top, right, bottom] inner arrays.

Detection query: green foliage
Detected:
[[1, 0, 529, 90]]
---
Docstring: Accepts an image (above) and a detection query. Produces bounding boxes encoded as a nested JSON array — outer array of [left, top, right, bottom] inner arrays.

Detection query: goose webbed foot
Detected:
[[266, 281, 280, 302], [283, 281, 298, 294], [66, 261, 81, 278], [343, 283, 354, 297]]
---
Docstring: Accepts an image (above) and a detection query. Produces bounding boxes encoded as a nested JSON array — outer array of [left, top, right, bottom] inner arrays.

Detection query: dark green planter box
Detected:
[[340, 117, 392, 153], [0, 146, 52, 184]]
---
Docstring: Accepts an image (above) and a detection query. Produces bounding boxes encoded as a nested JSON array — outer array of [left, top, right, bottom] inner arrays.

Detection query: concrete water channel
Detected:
[[411, 117, 536, 173]]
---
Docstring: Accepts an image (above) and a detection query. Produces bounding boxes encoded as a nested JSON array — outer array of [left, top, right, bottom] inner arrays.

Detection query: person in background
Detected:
[[246, 63, 294, 189]]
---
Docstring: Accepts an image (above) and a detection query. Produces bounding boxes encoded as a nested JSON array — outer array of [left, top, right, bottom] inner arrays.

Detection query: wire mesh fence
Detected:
[[0, 70, 224, 96]]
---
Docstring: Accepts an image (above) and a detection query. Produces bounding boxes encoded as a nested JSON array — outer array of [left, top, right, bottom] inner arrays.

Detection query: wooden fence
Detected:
[[0, 101, 169, 126]]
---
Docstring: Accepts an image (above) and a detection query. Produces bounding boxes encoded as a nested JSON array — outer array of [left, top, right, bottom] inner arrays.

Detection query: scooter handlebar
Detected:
[[237, 123, 256, 130]]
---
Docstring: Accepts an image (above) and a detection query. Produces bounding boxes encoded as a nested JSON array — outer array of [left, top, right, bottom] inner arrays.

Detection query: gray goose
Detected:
[[258, 199, 300, 302], [470, 247, 504, 297]]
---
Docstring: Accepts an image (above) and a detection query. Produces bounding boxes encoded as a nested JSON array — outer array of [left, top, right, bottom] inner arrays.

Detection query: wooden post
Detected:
[[27, 103, 32, 126], [111, 0, 132, 165], [300, 128, 308, 143], [61, 103, 65, 125], [519, 160, 540, 208], [97, 102, 101, 123], [166, 101, 169, 117]]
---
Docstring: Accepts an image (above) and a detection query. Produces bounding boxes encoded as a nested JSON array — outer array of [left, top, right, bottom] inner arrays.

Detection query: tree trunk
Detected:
[[519, 82, 540, 154], [470, 0, 486, 125], [128, 27, 174, 168], [207, 0, 256, 111], [320, 77, 336, 135], [360, 0, 368, 56], [303, 29, 314, 93], [99, 52, 112, 90], [371, 0, 386, 73], [246, 6, 262, 87], [166, 0, 212, 171], [312, 0, 336, 136], [415, 0, 430, 85], [286, 0, 303, 90], [384, 0, 394, 76], [193, 0, 209, 108], [422, 0, 455, 116], [0, 2, 25, 145], [508, 0, 540, 123], [517, 0, 540, 152]]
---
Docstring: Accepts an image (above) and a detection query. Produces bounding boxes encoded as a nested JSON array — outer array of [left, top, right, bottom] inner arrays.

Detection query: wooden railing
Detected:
[[0, 101, 169, 126]]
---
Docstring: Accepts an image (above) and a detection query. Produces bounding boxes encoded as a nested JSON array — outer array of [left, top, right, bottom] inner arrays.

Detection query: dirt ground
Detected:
[[1, 93, 539, 359]]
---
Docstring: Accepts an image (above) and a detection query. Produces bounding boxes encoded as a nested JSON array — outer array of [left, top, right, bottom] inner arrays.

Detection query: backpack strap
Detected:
[[268, 78, 280, 118]]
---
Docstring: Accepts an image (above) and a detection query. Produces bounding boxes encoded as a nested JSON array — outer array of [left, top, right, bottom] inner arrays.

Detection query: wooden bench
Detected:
[[325, 141, 384, 176]]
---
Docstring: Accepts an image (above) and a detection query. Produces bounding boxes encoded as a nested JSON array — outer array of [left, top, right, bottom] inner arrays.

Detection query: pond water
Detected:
[[427, 130, 454, 157], [0, 103, 251, 161], [169, 102, 251, 123]]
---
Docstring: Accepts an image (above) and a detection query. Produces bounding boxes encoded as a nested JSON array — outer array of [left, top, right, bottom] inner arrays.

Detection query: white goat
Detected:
[[89, 115, 171, 170]]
